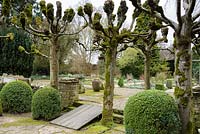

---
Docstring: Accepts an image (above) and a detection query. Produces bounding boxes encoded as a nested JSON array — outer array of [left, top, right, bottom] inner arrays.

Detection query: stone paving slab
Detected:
[[0, 124, 76, 134]]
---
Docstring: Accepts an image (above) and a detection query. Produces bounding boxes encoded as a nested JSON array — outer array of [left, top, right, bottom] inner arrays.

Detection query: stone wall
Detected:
[[59, 79, 79, 109], [192, 86, 200, 132]]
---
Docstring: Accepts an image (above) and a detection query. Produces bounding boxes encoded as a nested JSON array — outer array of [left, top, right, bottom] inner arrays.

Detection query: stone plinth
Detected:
[[59, 79, 79, 109]]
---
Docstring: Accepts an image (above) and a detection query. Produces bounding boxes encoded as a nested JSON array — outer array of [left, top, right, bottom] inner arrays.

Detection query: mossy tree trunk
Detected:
[[101, 46, 117, 127], [174, 19, 193, 134], [144, 50, 151, 90], [129, 0, 200, 133], [50, 36, 60, 89]]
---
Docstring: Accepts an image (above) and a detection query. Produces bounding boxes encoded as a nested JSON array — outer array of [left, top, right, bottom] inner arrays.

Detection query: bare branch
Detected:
[[177, 0, 183, 32], [22, 49, 49, 58], [187, 0, 196, 16], [192, 20, 200, 29], [193, 43, 200, 55], [183, 0, 190, 10], [192, 27, 200, 33], [58, 24, 88, 37], [130, 2, 178, 30], [76, 40, 90, 51], [193, 12, 200, 21], [13, 24, 51, 38], [28, 24, 46, 34], [60, 22, 69, 33], [0, 35, 10, 38], [153, 48, 175, 54]]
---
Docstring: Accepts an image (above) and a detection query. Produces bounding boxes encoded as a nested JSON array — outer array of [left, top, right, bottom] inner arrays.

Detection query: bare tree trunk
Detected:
[[174, 36, 193, 134], [49, 37, 59, 89], [144, 52, 151, 90], [101, 47, 117, 127]]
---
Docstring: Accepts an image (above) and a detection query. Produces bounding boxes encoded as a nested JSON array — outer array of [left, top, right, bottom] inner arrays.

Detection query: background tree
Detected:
[[69, 25, 95, 75], [117, 48, 144, 79], [0, 0, 36, 12], [10, 0, 86, 89], [32, 27, 78, 75], [0, 26, 34, 77], [132, 1, 168, 89], [130, 0, 200, 133]]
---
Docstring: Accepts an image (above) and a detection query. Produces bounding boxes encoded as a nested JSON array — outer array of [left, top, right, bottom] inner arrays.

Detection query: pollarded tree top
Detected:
[[103, 0, 114, 15], [56, 1, 62, 20], [46, 3, 54, 23], [84, 3, 93, 17]]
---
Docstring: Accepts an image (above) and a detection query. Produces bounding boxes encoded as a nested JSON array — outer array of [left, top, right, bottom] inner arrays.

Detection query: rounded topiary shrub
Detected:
[[155, 83, 165, 90], [0, 83, 5, 92], [32, 86, 61, 121], [118, 77, 124, 87], [0, 81, 32, 113], [124, 90, 181, 134]]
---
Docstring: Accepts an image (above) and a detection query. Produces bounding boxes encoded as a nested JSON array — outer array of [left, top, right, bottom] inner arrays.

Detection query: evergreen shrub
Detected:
[[0, 81, 32, 113], [118, 77, 124, 87], [32, 86, 61, 120], [124, 90, 181, 134], [155, 83, 165, 90]]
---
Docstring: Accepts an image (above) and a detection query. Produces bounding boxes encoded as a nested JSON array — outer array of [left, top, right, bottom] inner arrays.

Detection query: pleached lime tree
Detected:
[[10, 0, 86, 89], [77, 0, 153, 126], [133, 1, 168, 89], [130, 0, 200, 133]]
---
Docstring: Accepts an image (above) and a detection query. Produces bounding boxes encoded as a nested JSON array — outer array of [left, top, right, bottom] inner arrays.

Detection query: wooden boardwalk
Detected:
[[50, 104, 102, 130]]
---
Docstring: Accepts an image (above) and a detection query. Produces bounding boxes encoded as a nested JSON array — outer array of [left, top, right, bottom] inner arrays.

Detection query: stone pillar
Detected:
[[192, 86, 200, 133], [59, 78, 79, 109]]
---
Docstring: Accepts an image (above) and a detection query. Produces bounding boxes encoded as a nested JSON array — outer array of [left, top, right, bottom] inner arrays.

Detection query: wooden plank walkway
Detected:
[[50, 104, 102, 130]]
